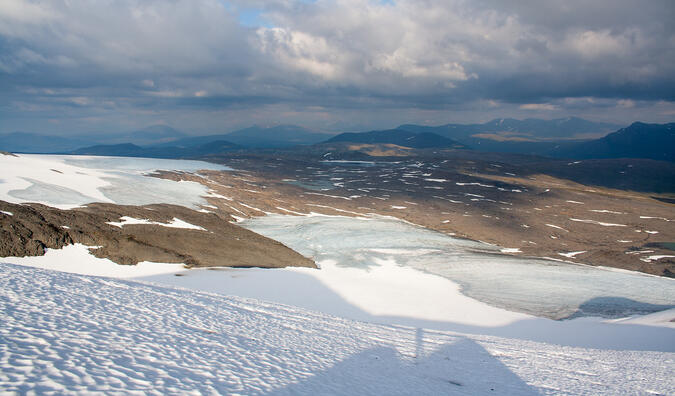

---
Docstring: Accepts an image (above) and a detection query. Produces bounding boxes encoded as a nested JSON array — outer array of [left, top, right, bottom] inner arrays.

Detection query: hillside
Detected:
[[400, 117, 619, 141], [477, 117, 619, 139], [0, 200, 315, 269], [551, 122, 675, 162], [398, 117, 619, 155]]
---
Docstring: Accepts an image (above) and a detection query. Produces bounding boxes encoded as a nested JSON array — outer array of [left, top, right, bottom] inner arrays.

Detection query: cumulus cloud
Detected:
[[0, 0, 673, 134]]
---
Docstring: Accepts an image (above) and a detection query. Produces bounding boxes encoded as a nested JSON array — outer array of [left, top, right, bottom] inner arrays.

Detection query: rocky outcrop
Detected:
[[0, 200, 316, 269]]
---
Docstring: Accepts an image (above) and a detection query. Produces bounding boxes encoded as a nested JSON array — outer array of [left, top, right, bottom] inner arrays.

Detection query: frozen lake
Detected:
[[0, 154, 230, 209], [242, 214, 675, 319]]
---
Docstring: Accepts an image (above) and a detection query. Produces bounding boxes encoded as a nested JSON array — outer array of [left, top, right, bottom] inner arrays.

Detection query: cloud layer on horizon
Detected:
[[1, 0, 674, 135]]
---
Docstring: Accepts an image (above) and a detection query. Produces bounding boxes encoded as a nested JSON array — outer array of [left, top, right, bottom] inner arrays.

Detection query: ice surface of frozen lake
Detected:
[[242, 214, 675, 319]]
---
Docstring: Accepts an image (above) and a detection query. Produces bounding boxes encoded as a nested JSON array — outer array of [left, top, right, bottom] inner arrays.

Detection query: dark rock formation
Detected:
[[0, 200, 316, 269]]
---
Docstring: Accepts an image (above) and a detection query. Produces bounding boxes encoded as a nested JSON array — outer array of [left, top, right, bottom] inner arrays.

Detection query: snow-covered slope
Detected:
[[1, 263, 673, 395], [0, 154, 229, 209], [5, 242, 674, 353]]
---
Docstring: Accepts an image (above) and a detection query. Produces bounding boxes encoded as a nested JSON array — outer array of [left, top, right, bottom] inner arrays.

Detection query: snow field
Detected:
[[4, 243, 674, 352], [0, 155, 113, 208], [1, 264, 673, 395], [1, 243, 528, 328], [0, 154, 229, 209], [2, 244, 185, 278]]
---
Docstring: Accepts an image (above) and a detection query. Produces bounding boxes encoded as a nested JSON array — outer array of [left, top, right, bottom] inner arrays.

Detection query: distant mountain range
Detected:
[[401, 117, 619, 140], [398, 117, 620, 155], [1, 125, 331, 158], [2, 118, 673, 162], [221, 125, 329, 148], [107, 125, 188, 146], [0, 125, 188, 153], [550, 122, 674, 162], [322, 119, 673, 162], [71, 141, 241, 159], [69, 125, 331, 158], [325, 129, 466, 149], [151, 125, 330, 149], [0, 132, 94, 153]]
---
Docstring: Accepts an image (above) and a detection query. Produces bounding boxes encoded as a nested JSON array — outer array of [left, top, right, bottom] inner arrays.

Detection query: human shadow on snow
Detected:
[[267, 334, 540, 396]]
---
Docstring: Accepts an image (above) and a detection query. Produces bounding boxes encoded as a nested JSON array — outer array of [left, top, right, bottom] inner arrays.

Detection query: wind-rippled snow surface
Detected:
[[242, 215, 675, 319], [1, 264, 673, 395]]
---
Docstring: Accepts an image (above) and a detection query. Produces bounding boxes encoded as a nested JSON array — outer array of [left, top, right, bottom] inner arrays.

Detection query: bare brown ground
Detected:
[[154, 157, 674, 277]]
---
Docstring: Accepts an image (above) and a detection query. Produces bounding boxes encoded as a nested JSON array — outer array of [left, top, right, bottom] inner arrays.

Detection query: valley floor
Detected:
[[186, 152, 675, 276]]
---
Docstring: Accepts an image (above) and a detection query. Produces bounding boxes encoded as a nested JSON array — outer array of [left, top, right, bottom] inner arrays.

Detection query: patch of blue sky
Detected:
[[238, 8, 271, 28], [214, 1, 272, 28]]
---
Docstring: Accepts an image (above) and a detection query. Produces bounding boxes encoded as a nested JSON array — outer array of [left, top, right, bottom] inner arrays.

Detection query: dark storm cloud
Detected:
[[0, 0, 673, 135], [458, 0, 675, 103]]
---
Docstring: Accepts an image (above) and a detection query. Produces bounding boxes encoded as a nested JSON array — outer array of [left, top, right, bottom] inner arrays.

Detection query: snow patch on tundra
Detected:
[[106, 216, 206, 230], [558, 251, 587, 258], [570, 218, 626, 227]]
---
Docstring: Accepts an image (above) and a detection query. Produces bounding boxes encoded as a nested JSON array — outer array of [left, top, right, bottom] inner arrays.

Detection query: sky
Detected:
[[0, 0, 674, 136]]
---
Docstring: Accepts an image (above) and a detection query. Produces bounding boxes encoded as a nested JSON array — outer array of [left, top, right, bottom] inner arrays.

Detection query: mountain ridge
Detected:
[[223, 124, 332, 148], [550, 122, 675, 162], [72, 140, 241, 158], [325, 129, 467, 149], [3, 118, 673, 162]]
